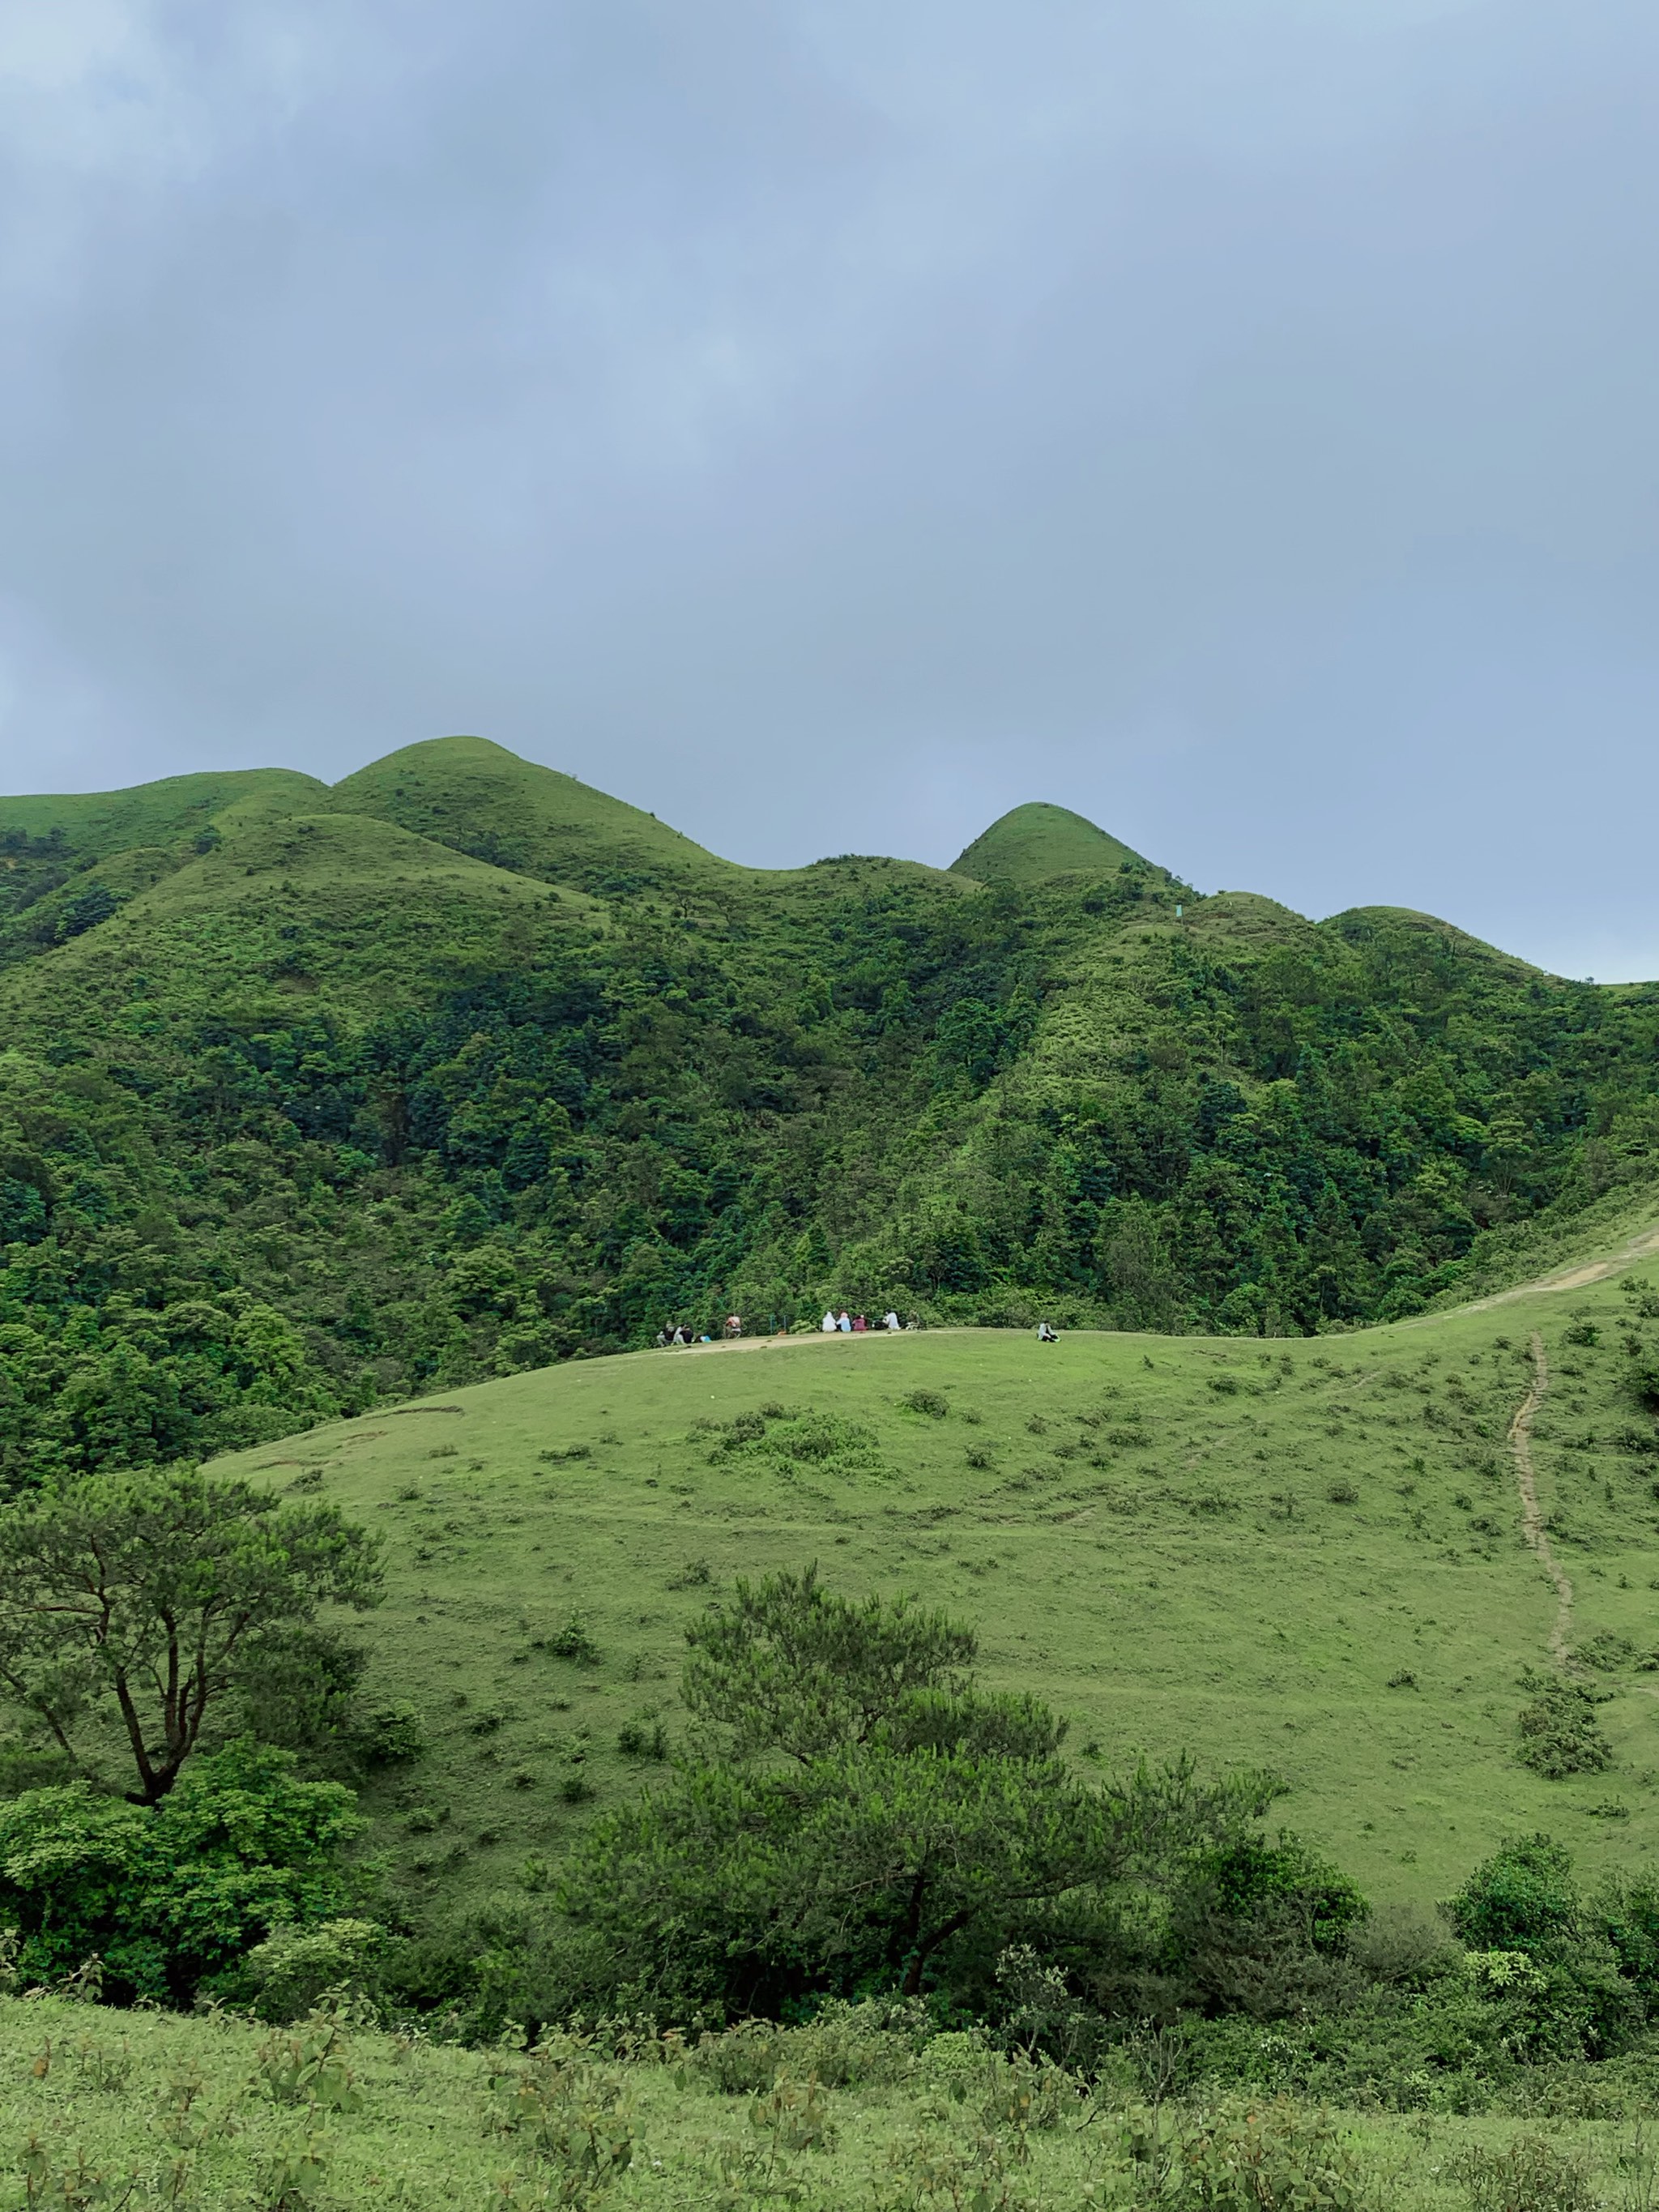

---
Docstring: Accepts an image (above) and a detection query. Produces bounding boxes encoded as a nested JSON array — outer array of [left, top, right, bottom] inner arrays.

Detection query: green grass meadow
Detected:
[[212, 1252, 1659, 1922], [7, 1988, 1659, 2210]]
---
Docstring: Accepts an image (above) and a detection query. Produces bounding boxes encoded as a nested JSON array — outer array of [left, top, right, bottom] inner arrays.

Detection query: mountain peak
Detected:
[[951, 801, 1147, 884]]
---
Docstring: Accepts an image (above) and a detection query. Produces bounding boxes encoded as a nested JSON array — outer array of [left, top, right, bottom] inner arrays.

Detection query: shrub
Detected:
[[491, 2035, 634, 2203], [1167, 1831, 1370, 2018], [352, 1700, 426, 1764], [1516, 1680, 1613, 1779], [1325, 1480, 1358, 1505], [239, 1916, 384, 2022], [1451, 2134, 1597, 2212], [539, 1616, 600, 1663], [763, 1413, 881, 1466], [1346, 1902, 1460, 1988], [899, 1390, 950, 1419], [617, 1719, 668, 1761], [1578, 1633, 1635, 1673], [1170, 2102, 1365, 2211], [1448, 1838, 1580, 1954], [0, 1739, 365, 2005], [689, 2002, 921, 2095]]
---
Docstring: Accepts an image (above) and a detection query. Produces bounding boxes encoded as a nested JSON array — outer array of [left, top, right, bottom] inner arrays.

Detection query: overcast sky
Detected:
[[2, 2, 1657, 977]]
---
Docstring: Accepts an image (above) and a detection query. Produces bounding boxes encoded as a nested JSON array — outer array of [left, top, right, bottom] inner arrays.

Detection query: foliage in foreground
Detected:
[[0, 1740, 369, 2006], [15, 1989, 1659, 2210], [552, 1569, 1277, 2021]]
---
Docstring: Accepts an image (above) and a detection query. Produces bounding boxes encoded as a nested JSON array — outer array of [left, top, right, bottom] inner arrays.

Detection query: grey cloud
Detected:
[[2, 0, 1657, 974]]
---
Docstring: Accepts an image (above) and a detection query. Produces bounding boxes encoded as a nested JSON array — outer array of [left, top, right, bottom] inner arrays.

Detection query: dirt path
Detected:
[[1465, 1215, 1659, 1312], [1509, 1330, 1574, 1666]]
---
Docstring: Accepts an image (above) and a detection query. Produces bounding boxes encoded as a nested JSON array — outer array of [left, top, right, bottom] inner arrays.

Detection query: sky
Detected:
[[2, 1, 1657, 978]]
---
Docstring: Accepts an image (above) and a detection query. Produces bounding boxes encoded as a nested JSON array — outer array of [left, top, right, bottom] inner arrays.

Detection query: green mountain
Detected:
[[951, 800, 1147, 882], [326, 735, 749, 895], [2, 737, 1658, 1496]]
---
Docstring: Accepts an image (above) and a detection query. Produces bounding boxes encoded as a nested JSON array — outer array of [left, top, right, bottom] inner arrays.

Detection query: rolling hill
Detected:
[[2, 734, 1659, 1503], [326, 736, 750, 898], [209, 1223, 1659, 1919], [951, 800, 1148, 883]]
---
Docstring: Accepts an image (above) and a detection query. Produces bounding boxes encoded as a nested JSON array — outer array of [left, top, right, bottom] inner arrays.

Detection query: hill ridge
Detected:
[[950, 800, 1148, 883]]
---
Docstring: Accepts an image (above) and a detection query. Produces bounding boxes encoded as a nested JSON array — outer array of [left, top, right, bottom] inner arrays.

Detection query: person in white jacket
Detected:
[[821, 1310, 838, 1332], [883, 1309, 901, 1331]]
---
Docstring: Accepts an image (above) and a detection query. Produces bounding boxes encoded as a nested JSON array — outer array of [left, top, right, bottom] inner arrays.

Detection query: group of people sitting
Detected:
[[655, 1311, 1058, 1347], [657, 1313, 757, 1345]]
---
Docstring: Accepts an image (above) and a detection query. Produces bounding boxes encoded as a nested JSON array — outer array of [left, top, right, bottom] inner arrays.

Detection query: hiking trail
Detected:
[[1465, 1214, 1659, 1311], [1509, 1330, 1573, 1667]]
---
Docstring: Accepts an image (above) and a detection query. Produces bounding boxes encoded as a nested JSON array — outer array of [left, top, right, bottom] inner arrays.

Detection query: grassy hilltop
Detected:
[[207, 1216, 1659, 1915], [952, 800, 1147, 883]]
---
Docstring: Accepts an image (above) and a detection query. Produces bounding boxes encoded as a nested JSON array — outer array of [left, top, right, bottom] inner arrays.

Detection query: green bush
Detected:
[[1168, 2102, 1365, 2210], [1448, 1838, 1581, 1955], [539, 1616, 600, 1663], [1516, 1680, 1613, 1779], [0, 1739, 366, 2005], [353, 1700, 426, 1765], [616, 1719, 668, 1761], [1451, 2133, 1597, 2212], [1447, 1838, 1647, 2060], [1166, 1830, 1370, 2018], [689, 2001, 923, 2094], [239, 1915, 385, 2022]]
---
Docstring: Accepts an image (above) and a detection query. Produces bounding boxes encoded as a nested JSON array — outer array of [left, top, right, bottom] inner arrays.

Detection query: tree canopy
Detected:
[[0, 1467, 382, 1802], [559, 1572, 1273, 2013]]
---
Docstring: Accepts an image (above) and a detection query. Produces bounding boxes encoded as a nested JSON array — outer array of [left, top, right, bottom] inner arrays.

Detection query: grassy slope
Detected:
[[210, 1236, 1659, 1926], [0, 810, 603, 1039], [951, 802, 1147, 883], [326, 736, 763, 895], [1324, 904, 1550, 984], [0, 1991, 1627, 2209], [0, 768, 325, 857], [330, 736, 977, 925]]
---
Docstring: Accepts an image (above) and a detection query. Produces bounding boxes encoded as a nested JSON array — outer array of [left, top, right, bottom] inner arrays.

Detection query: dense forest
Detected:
[[2, 736, 1657, 1487]]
